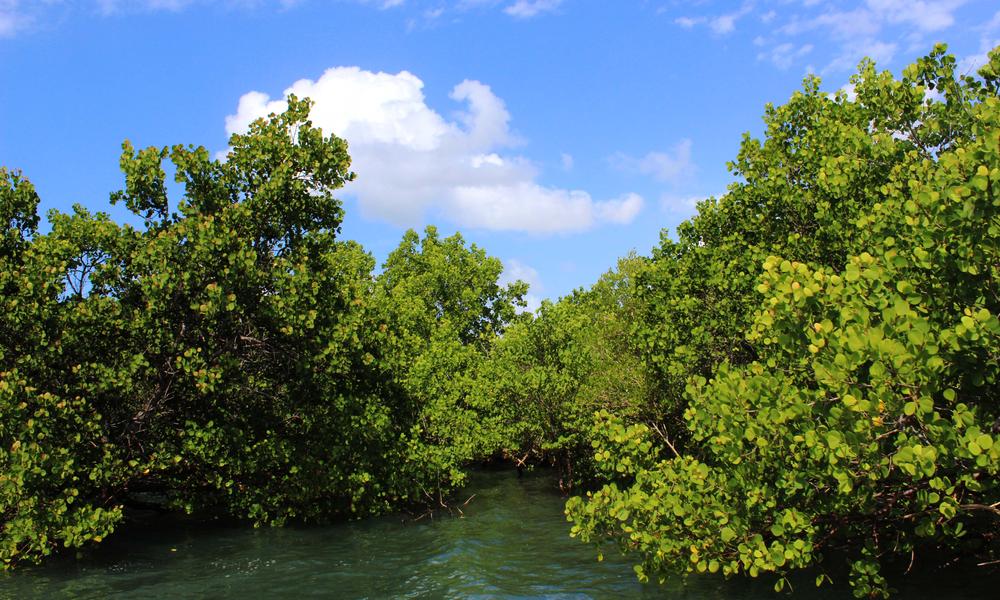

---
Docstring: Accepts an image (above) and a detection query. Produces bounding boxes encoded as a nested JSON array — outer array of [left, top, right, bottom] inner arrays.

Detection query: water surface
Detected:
[[1, 470, 994, 599]]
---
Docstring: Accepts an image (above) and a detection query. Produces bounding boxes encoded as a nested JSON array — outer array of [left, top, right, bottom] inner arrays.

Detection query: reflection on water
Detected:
[[1, 470, 995, 599]]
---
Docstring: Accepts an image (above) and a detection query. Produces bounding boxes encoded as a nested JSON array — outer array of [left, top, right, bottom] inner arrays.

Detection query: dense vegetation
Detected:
[[0, 98, 527, 566], [564, 45, 1000, 597], [2, 44, 999, 598]]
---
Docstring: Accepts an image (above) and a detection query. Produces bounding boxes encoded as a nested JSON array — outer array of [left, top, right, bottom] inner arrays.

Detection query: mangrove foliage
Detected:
[[3, 44, 1000, 598]]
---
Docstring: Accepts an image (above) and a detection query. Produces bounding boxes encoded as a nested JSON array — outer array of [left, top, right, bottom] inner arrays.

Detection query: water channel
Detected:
[[1, 470, 993, 599]]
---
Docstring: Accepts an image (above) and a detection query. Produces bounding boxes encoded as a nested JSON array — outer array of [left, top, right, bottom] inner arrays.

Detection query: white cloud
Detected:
[[502, 258, 541, 288], [710, 17, 735, 35], [500, 258, 543, 312], [709, 12, 739, 35], [985, 9, 1000, 33], [674, 3, 751, 36], [448, 184, 597, 233], [660, 191, 725, 215], [560, 152, 574, 170], [0, 0, 32, 37], [758, 42, 814, 69], [504, 0, 562, 19], [825, 39, 897, 72], [97, 0, 198, 14], [0, 4, 18, 37], [611, 139, 694, 184], [597, 193, 644, 224], [224, 67, 642, 233], [958, 11, 1000, 76], [674, 16, 704, 28], [2, 0, 568, 36], [959, 42, 999, 77], [830, 82, 857, 102], [689, 0, 971, 74], [660, 193, 703, 214], [780, 8, 881, 41], [866, 0, 964, 32], [781, 1, 964, 39], [771, 0, 967, 73]]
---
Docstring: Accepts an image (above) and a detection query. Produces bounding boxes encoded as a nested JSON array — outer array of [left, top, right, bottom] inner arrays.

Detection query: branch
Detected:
[[650, 422, 681, 458], [960, 503, 1000, 517]]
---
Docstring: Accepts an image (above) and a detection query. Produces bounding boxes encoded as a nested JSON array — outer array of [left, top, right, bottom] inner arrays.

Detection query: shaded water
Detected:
[[1, 470, 995, 599]]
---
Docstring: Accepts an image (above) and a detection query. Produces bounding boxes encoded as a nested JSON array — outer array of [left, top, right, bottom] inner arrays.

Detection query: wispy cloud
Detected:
[[0, 0, 567, 39], [660, 191, 722, 215], [610, 139, 695, 184], [668, 0, 970, 73], [758, 42, 814, 69], [0, 1, 21, 37], [504, 0, 562, 19], [674, 16, 704, 29], [673, 2, 753, 36], [560, 152, 574, 171], [957, 9, 1000, 75], [0, 0, 38, 37]]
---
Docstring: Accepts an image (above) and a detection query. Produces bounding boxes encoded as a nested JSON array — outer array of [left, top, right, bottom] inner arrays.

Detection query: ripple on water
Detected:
[[2, 470, 998, 599]]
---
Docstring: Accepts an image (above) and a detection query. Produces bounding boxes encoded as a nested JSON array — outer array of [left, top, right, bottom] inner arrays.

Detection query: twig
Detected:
[[960, 503, 1000, 517], [650, 422, 681, 458]]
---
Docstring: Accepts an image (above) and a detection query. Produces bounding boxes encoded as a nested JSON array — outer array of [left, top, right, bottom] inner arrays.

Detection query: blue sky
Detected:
[[2, 1, 998, 308]]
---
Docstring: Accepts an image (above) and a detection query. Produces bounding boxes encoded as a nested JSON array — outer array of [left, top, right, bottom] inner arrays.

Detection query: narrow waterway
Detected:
[[1, 470, 994, 599]]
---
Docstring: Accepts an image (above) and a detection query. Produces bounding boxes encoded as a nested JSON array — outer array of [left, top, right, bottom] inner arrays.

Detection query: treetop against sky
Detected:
[[1, 0, 998, 304]]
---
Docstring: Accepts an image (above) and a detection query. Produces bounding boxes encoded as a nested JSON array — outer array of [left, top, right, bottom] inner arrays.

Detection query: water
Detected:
[[1, 470, 995, 599]]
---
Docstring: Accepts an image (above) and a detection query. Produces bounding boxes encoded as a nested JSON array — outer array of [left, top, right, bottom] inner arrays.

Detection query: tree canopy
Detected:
[[0, 96, 525, 567], [3, 44, 1000, 598], [565, 44, 1000, 598]]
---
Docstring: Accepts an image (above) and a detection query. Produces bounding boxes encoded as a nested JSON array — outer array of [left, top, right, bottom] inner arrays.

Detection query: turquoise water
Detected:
[[1, 470, 994, 599]]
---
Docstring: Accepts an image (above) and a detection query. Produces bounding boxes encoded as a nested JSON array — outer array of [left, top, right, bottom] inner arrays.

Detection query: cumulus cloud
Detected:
[[224, 67, 642, 233], [597, 193, 644, 224], [610, 139, 694, 184]]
